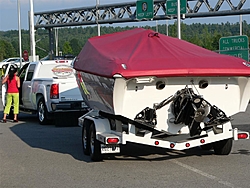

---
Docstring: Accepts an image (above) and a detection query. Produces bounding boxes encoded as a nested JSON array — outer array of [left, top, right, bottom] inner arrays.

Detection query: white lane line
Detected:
[[171, 159, 240, 188]]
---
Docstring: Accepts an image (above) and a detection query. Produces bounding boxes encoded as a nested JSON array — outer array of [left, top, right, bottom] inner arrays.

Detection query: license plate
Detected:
[[101, 144, 120, 154]]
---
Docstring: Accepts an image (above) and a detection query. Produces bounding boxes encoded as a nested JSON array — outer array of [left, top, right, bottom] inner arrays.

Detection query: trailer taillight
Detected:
[[238, 133, 248, 139], [155, 141, 159, 145], [107, 138, 119, 144], [185, 143, 190, 148], [50, 84, 59, 99]]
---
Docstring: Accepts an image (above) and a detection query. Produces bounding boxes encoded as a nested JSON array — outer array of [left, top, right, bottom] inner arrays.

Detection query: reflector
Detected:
[[200, 139, 205, 143], [170, 143, 175, 148]]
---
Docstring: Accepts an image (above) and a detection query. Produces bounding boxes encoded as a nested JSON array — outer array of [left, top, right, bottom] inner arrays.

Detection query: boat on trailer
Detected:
[[73, 28, 250, 161]]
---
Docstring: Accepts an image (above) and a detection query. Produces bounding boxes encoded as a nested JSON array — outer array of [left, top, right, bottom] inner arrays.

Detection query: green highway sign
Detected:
[[166, 0, 187, 15], [136, 0, 154, 20], [219, 35, 249, 62]]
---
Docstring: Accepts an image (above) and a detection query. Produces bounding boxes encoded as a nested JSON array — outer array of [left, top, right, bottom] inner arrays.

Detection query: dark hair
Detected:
[[9, 66, 17, 81]]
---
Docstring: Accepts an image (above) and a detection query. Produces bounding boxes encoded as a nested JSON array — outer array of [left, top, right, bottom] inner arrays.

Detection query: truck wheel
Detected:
[[37, 98, 49, 125], [82, 124, 90, 155], [200, 143, 213, 151], [89, 123, 103, 161], [213, 138, 233, 155]]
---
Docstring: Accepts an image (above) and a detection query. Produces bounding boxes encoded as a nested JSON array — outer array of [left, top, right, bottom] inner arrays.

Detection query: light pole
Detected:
[[166, 20, 168, 36], [17, 0, 22, 67], [156, 20, 158, 32], [239, 15, 242, 35], [177, 0, 181, 39], [29, 0, 36, 61], [55, 28, 59, 56], [96, 0, 100, 36]]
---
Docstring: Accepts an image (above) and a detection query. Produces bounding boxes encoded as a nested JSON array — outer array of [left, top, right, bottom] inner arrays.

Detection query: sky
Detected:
[[0, 0, 249, 31]]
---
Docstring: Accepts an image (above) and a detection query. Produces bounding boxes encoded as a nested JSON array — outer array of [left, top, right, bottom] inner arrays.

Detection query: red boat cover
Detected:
[[74, 28, 250, 79]]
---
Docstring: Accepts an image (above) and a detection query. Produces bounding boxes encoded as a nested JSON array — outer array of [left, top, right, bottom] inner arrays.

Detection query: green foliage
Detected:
[[0, 21, 249, 61], [69, 38, 82, 56], [0, 39, 16, 60], [63, 41, 73, 55]]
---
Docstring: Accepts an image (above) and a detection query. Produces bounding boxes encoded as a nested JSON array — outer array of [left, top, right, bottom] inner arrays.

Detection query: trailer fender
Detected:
[[81, 115, 111, 135]]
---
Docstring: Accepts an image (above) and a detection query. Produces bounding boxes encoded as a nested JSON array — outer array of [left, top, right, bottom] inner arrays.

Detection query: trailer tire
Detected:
[[37, 98, 49, 125], [213, 138, 233, 155], [82, 124, 90, 155], [89, 123, 103, 161], [200, 143, 213, 151]]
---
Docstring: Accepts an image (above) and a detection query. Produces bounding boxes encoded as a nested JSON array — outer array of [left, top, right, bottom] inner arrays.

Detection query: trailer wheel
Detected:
[[82, 124, 90, 155], [89, 123, 103, 161], [200, 143, 213, 151], [37, 98, 49, 125], [213, 138, 233, 155]]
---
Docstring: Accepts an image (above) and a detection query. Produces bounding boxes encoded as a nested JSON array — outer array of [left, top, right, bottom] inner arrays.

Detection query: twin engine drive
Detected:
[[134, 87, 231, 137]]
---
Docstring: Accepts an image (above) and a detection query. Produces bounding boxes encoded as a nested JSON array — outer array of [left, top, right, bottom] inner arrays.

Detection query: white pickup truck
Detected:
[[2, 60, 88, 126]]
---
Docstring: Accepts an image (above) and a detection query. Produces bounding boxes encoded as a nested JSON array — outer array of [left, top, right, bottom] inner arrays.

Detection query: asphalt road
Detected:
[[1, 99, 250, 188]]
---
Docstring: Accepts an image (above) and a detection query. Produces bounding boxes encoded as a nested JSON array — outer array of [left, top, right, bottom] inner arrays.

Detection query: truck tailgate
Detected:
[[58, 79, 83, 101]]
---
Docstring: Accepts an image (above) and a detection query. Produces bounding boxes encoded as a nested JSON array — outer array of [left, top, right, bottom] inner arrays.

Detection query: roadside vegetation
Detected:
[[0, 21, 249, 61]]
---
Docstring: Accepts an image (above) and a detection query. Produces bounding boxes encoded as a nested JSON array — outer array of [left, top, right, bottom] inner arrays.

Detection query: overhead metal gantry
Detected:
[[34, 0, 250, 29], [32, 0, 249, 59]]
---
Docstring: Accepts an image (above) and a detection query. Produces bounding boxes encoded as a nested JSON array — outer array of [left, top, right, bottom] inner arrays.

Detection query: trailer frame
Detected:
[[78, 109, 249, 161]]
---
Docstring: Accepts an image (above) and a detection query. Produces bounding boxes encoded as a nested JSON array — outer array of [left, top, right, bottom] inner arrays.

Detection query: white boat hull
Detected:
[[76, 71, 250, 135]]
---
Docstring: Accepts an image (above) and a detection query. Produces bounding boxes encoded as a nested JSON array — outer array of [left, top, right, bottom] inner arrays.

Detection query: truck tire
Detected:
[[89, 123, 103, 161], [213, 138, 233, 155], [37, 98, 49, 125], [82, 124, 90, 155]]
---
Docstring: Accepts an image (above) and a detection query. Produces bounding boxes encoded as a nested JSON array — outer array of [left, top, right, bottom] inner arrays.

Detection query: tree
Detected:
[[1, 21, 249, 59], [0, 40, 5, 60], [63, 41, 73, 55], [0, 39, 16, 61], [69, 38, 82, 56], [211, 32, 222, 51], [202, 27, 213, 50]]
